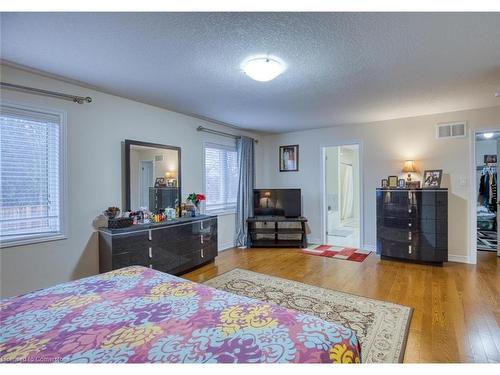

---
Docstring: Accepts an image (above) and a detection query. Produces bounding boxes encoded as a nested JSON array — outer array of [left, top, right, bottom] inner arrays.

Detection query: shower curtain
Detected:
[[340, 163, 354, 220]]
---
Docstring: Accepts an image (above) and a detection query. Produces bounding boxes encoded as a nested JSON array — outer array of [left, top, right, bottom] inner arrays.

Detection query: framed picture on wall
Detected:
[[279, 145, 299, 172], [484, 155, 497, 164]]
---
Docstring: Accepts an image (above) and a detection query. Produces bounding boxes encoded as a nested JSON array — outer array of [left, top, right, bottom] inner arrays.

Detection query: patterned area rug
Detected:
[[477, 230, 497, 252], [303, 244, 371, 262], [204, 269, 412, 363]]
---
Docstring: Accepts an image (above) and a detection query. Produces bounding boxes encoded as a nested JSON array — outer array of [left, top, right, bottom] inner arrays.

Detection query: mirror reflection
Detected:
[[126, 141, 180, 212]]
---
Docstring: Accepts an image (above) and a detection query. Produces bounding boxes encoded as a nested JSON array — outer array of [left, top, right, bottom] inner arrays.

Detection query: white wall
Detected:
[[258, 106, 500, 263], [0, 65, 262, 298], [325, 147, 339, 211], [475, 139, 497, 167]]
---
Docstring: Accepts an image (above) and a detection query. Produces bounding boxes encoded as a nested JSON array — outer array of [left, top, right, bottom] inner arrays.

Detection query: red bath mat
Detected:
[[302, 244, 371, 262]]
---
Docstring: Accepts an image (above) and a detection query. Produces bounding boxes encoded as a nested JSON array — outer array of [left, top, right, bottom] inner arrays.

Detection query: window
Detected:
[[0, 103, 66, 247], [204, 143, 239, 213]]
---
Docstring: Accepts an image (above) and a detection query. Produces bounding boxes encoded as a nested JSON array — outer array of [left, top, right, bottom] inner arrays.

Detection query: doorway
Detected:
[[323, 144, 361, 248], [139, 160, 154, 209], [474, 131, 500, 257]]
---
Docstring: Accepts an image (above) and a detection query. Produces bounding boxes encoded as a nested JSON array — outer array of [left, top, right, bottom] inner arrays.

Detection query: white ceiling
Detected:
[[1, 12, 500, 133]]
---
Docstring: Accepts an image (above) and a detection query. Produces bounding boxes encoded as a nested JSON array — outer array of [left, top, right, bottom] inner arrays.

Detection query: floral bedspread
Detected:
[[0, 266, 361, 363]]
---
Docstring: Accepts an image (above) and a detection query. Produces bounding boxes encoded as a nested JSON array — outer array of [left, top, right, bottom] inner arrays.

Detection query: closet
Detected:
[[476, 133, 499, 253]]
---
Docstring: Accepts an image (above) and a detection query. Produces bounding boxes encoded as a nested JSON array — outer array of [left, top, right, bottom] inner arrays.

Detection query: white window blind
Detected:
[[0, 104, 66, 247], [204, 143, 239, 213]]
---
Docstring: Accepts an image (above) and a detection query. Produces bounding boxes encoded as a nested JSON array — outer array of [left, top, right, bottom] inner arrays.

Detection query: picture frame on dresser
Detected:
[[423, 169, 443, 188], [388, 175, 398, 188]]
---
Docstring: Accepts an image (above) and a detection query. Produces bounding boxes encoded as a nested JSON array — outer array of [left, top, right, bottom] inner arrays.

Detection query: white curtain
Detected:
[[340, 164, 354, 220]]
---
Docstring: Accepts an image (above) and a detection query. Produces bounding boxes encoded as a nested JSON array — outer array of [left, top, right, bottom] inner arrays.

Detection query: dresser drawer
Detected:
[[377, 205, 419, 219], [111, 231, 151, 255], [418, 231, 448, 250], [420, 191, 448, 206], [112, 249, 150, 269], [377, 217, 420, 230], [419, 219, 447, 234], [378, 239, 419, 261]]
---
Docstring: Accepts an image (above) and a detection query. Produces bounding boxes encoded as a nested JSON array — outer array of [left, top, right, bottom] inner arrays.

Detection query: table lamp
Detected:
[[402, 160, 418, 182]]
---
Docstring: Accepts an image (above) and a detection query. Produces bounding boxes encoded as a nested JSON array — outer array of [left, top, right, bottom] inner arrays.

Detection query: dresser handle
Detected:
[[201, 221, 204, 229], [408, 232, 412, 240], [409, 245, 412, 254], [408, 209, 412, 213], [200, 235, 204, 244], [148, 247, 152, 258], [149, 264, 153, 269], [148, 230, 152, 241], [408, 223, 412, 227], [201, 248, 204, 258]]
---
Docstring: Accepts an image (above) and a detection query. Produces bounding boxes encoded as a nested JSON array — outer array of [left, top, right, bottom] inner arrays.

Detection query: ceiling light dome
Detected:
[[483, 132, 494, 139], [242, 57, 285, 82]]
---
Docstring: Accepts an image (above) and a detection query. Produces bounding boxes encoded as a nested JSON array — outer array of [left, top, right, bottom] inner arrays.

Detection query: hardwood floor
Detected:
[[183, 248, 500, 363]]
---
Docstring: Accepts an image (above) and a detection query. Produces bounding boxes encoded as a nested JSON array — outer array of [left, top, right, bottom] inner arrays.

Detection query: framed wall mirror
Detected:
[[125, 139, 181, 212]]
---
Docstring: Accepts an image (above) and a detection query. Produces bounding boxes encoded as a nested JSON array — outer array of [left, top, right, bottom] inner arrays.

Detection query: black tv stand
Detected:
[[247, 216, 307, 248]]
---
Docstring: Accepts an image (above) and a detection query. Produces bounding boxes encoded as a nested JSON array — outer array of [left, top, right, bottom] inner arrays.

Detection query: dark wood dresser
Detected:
[[376, 188, 448, 264], [99, 215, 217, 275]]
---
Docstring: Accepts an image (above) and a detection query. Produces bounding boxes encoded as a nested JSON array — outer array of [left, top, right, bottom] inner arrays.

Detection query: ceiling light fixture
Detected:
[[242, 56, 285, 82], [483, 132, 494, 139]]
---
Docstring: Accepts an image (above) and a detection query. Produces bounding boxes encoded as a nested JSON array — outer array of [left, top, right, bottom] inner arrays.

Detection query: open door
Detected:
[[324, 144, 361, 248]]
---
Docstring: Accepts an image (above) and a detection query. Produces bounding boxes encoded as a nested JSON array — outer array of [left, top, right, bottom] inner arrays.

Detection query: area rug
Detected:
[[204, 269, 412, 363], [303, 244, 371, 262]]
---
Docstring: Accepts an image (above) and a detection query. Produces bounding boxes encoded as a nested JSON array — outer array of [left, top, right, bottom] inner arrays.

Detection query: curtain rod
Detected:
[[197, 126, 258, 143], [0, 82, 92, 104]]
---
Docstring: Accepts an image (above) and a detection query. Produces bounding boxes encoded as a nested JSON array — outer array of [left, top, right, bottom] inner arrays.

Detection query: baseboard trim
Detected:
[[218, 241, 236, 252], [448, 254, 472, 264], [361, 243, 377, 252]]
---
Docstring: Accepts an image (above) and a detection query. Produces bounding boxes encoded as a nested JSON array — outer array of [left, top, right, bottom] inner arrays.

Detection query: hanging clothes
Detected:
[[478, 166, 497, 212]]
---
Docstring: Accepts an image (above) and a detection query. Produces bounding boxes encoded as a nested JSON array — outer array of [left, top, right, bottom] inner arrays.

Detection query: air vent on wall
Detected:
[[155, 155, 164, 162], [436, 121, 467, 139]]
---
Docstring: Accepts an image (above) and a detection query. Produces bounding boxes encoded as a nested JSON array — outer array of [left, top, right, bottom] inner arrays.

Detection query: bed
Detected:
[[0, 266, 361, 363]]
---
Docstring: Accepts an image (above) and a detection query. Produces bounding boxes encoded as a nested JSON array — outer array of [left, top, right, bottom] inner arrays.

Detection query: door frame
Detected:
[[469, 128, 500, 262], [139, 159, 154, 208], [320, 141, 364, 248]]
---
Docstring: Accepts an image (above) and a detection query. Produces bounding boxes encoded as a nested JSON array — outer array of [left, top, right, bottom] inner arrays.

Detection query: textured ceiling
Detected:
[[1, 12, 500, 133]]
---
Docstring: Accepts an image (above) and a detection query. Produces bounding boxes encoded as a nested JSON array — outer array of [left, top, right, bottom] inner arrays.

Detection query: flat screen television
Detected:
[[253, 189, 301, 218]]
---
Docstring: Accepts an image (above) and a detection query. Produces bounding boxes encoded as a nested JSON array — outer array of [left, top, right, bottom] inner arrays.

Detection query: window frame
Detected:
[[202, 141, 239, 215], [0, 101, 68, 248]]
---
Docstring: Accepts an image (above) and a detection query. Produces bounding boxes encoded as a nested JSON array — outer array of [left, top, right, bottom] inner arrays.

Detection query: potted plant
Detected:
[[187, 193, 206, 216]]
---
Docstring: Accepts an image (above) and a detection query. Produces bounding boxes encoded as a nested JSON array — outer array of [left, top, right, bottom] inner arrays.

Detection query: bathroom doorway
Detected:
[[322, 144, 361, 248]]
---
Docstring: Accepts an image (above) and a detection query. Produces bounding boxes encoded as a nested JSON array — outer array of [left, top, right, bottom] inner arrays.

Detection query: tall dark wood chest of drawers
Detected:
[[99, 215, 217, 275], [376, 188, 448, 264]]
